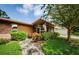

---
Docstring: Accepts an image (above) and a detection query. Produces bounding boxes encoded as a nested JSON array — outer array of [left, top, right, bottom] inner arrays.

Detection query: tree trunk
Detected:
[[67, 28, 71, 41]]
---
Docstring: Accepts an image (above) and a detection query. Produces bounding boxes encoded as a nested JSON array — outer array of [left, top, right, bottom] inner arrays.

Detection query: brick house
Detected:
[[0, 18, 54, 34]]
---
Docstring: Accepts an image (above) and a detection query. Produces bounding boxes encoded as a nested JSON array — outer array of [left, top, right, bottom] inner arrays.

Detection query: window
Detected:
[[35, 25, 47, 33], [36, 25, 41, 33], [11, 24, 17, 31]]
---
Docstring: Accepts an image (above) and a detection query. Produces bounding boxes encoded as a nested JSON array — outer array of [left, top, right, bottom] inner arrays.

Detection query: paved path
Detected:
[[71, 35, 79, 39], [19, 38, 44, 55]]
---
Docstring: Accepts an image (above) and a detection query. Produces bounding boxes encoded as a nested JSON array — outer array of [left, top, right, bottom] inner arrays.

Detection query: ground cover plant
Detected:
[[42, 37, 79, 55], [0, 41, 21, 55]]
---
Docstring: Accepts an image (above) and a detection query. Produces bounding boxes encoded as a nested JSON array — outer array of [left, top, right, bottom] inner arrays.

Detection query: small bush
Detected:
[[0, 39, 10, 44], [41, 32, 53, 40], [32, 32, 41, 41], [54, 32, 60, 38], [41, 32, 60, 40], [10, 31, 27, 41]]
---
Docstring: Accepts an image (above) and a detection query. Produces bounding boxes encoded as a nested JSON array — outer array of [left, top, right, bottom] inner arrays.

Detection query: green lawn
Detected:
[[72, 32, 79, 36], [0, 41, 22, 55], [42, 38, 79, 55]]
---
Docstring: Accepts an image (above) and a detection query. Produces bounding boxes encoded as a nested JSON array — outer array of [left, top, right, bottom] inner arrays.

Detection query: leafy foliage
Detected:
[[42, 4, 79, 41], [41, 32, 60, 40], [10, 31, 27, 41], [41, 32, 53, 40], [32, 32, 41, 41], [0, 9, 10, 19], [73, 26, 79, 32]]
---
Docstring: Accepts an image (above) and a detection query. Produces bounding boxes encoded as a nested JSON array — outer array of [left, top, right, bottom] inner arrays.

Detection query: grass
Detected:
[[72, 32, 79, 36], [42, 37, 79, 55], [0, 41, 22, 55]]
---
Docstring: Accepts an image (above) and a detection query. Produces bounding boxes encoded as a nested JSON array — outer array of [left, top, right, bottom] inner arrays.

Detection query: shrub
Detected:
[[41, 32, 60, 40], [41, 32, 53, 40], [54, 32, 60, 38], [10, 31, 27, 41], [32, 32, 41, 41], [0, 39, 10, 44]]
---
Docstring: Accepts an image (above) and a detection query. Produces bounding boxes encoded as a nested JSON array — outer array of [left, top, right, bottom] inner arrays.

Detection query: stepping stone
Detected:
[[19, 39, 44, 55], [25, 46, 44, 55]]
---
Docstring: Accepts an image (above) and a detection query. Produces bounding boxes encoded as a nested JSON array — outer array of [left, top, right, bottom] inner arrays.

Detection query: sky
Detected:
[[0, 4, 44, 24]]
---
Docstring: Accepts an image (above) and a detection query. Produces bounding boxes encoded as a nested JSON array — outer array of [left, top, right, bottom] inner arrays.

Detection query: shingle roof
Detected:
[[0, 18, 33, 26], [0, 18, 54, 27]]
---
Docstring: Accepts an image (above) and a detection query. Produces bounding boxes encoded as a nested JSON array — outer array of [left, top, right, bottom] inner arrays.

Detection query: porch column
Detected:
[[43, 24, 47, 32]]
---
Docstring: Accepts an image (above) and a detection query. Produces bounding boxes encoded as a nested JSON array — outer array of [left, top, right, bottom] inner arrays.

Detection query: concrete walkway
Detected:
[[19, 38, 44, 55], [71, 35, 79, 39]]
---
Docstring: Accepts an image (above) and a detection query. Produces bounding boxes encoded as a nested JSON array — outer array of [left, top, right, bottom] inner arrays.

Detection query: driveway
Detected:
[[54, 27, 79, 39], [61, 35, 79, 40]]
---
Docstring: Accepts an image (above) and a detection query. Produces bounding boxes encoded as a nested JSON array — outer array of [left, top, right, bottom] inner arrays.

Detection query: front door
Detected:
[[35, 25, 42, 33], [36, 28, 40, 33]]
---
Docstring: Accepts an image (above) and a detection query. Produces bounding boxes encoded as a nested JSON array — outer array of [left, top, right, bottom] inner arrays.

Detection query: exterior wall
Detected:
[[54, 26, 67, 36], [0, 22, 33, 34], [0, 23, 11, 34], [0, 19, 54, 34], [17, 24, 33, 34], [33, 20, 54, 33]]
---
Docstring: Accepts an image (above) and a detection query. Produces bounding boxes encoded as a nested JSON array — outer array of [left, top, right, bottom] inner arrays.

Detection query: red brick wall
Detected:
[[0, 23, 11, 34], [0, 22, 33, 34]]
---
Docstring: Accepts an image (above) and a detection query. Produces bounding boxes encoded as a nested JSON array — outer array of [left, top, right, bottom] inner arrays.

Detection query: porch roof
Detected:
[[32, 19, 54, 28]]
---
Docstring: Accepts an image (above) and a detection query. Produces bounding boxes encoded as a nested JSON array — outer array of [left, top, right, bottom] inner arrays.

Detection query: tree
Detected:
[[73, 25, 79, 32], [42, 4, 79, 41], [0, 9, 10, 19]]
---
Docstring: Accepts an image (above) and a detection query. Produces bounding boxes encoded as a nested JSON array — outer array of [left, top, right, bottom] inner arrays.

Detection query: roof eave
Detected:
[[0, 18, 33, 26]]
